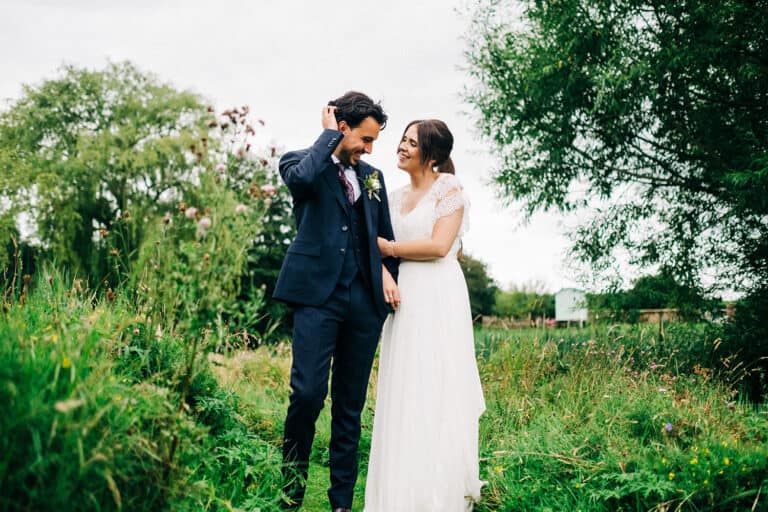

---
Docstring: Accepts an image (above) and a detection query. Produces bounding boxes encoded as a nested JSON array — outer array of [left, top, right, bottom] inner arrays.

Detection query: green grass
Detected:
[[213, 325, 767, 511], [0, 272, 284, 511], [3, 276, 767, 511]]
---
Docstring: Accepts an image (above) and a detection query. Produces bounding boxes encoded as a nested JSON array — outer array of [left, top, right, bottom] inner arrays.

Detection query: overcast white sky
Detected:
[[0, 0, 587, 292]]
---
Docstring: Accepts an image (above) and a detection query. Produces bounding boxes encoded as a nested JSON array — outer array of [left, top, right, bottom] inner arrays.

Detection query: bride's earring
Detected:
[[432, 165, 438, 173]]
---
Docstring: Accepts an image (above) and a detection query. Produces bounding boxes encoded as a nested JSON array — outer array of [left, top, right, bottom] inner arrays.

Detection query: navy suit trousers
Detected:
[[283, 273, 385, 509]]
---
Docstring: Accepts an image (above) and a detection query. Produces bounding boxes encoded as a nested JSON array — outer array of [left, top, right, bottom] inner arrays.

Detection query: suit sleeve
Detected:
[[279, 129, 343, 200], [377, 175, 400, 282]]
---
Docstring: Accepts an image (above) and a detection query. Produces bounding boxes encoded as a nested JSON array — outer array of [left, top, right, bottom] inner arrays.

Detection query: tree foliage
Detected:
[[459, 253, 499, 319], [465, 0, 768, 292], [588, 267, 718, 320], [0, 62, 210, 279], [0, 63, 295, 338], [494, 282, 555, 320]]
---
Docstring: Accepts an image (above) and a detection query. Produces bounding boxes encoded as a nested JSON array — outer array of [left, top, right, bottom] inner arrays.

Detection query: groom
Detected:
[[273, 91, 400, 511]]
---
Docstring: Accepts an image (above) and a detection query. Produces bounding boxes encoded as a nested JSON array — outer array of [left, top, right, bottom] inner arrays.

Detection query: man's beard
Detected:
[[338, 147, 360, 166]]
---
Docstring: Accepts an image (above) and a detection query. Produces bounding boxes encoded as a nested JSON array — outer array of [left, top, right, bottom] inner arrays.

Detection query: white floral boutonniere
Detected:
[[361, 170, 382, 201]]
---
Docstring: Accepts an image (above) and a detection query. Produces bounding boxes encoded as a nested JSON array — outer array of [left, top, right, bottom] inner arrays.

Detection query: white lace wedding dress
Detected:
[[364, 173, 485, 512]]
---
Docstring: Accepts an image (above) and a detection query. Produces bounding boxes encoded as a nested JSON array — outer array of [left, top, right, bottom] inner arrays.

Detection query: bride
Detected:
[[364, 119, 485, 511]]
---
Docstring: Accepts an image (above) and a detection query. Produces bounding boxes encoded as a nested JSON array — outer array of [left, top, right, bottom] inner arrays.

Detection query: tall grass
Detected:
[[474, 326, 768, 511], [3, 271, 766, 511], [0, 271, 284, 511]]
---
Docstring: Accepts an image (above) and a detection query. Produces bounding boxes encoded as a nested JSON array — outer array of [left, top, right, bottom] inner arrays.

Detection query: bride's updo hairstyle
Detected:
[[403, 119, 455, 175]]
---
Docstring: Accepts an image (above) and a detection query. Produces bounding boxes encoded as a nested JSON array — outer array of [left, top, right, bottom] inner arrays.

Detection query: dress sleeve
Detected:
[[434, 174, 470, 234]]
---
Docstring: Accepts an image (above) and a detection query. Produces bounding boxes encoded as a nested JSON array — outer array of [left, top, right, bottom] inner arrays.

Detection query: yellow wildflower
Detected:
[[690, 457, 698, 465], [724, 457, 730, 465], [668, 472, 675, 480], [62, 356, 71, 369]]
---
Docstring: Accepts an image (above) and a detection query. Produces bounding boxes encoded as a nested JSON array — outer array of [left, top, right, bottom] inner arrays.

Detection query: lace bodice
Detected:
[[389, 173, 469, 260]]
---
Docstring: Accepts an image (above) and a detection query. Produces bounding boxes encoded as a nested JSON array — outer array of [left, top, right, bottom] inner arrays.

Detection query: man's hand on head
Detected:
[[322, 105, 339, 131]]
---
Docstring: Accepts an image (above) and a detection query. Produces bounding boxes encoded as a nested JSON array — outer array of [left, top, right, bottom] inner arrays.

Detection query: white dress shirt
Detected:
[[331, 154, 361, 202]]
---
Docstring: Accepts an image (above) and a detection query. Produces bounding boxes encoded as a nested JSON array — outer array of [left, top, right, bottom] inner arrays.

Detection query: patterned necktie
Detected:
[[337, 163, 355, 204]]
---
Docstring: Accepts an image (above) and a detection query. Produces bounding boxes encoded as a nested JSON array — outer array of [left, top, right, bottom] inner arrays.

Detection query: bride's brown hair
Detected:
[[403, 119, 455, 174]]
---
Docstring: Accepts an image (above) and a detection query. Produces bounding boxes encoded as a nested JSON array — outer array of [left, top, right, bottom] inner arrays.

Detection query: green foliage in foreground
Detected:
[[3, 276, 767, 511], [474, 326, 768, 511], [0, 277, 283, 511]]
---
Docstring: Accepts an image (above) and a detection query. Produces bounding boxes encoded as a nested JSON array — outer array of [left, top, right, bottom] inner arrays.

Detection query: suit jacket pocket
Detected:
[[287, 240, 322, 256]]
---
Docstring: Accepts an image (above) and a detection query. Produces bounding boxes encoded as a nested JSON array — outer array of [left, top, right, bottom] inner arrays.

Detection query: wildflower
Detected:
[[198, 217, 212, 230], [62, 355, 71, 368], [261, 183, 277, 196], [50, 333, 59, 343], [109, 248, 119, 257], [216, 163, 226, 172], [185, 207, 199, 219], [703, 479, 709, 486], [690, 457, 698, 465], [721, 440, 729, 448], [662, 458, 668, 465], [235, 203, 248, 214], [114, 395, 123, 402], [494, 466, 504, 473], [664, 422, 673, 432], [54, 398, 84, 413], [132, 328, 140, 335], [668, 472, 675, 480], [724, 457, 730, 465]]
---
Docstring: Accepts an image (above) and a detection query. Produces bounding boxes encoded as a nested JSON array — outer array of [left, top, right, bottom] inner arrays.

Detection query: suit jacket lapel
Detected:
[[322, 161, 351, 213], [357, 165, 375, 237]]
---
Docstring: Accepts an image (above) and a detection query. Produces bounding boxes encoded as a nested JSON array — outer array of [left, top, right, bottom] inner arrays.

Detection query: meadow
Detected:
[[2, 275, 766, 511]]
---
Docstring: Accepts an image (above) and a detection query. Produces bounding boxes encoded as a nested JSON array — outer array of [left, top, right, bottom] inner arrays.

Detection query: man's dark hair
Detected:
[[328, 91, 388, 129]]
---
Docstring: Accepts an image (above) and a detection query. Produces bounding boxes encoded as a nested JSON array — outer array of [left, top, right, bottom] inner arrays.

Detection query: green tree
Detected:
[[494, 281, 555, 320], [459, 253, 498, 320], [588, 267, 719, 321], [0, 62, 209, 280], [465, 0, 768, 292]]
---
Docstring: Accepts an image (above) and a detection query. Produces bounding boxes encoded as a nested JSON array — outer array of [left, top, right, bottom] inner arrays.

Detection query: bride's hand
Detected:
[[378, 236, 393, 257], [382, 266, 400, 310]]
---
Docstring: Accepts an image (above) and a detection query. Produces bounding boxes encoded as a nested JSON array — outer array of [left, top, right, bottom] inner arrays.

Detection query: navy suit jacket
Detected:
[[273, 129, 399, 318]]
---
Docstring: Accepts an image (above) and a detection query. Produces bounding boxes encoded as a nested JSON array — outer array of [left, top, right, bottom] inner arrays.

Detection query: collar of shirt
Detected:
[[331, 155, 361, 201]]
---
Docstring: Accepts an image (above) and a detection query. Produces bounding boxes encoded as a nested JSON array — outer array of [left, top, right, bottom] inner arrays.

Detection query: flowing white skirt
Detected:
[[364, 259, 485, 512]]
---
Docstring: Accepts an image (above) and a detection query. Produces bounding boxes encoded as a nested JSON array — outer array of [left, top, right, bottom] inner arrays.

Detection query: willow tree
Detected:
[[465, 0, 768, 291], [0, 62, 209, 279]]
